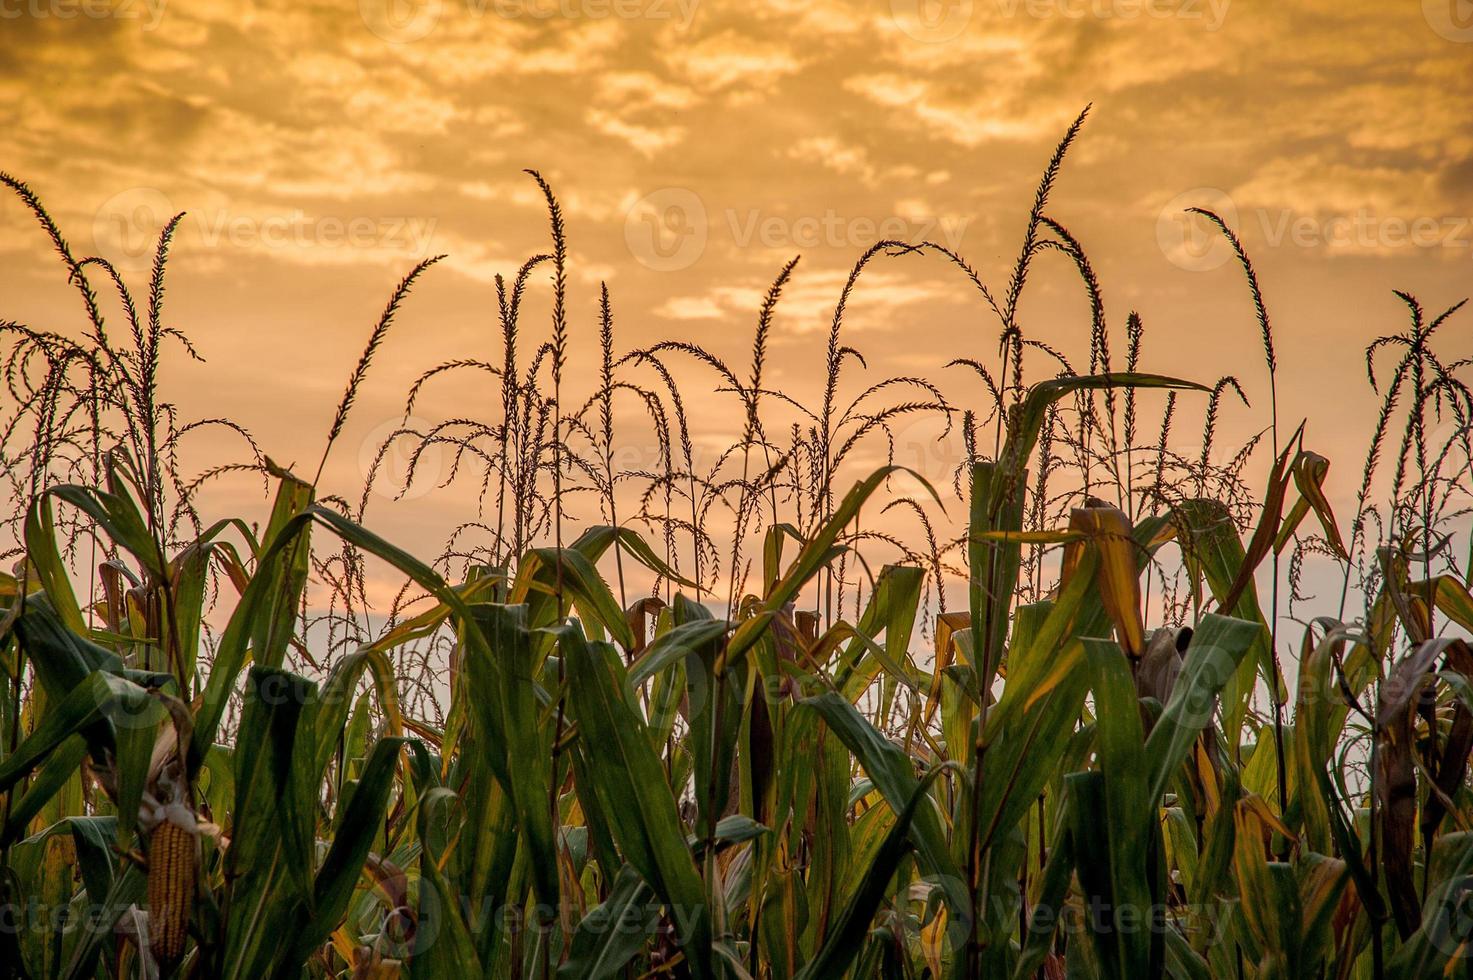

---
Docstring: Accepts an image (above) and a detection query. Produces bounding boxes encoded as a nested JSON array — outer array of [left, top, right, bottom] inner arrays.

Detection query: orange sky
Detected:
[[3, 0, 1472, 608]]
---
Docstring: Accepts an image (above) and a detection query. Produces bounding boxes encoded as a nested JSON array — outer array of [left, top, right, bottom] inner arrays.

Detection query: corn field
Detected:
[[2, 112, 1473, 979]]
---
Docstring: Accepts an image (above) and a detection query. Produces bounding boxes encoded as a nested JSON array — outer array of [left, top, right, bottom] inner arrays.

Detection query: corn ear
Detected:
[[147, 818, 195, 965]]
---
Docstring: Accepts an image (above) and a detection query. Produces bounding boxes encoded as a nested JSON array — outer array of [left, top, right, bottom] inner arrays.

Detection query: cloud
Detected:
[[661, 29, 803, 93], [789, 136, 878, 185], [584, 73, 696, 156], [586, 109, 686, 157], [653, 268, 949, 334], [842, 73, 1075, 148], [3, 0, 1472, 572]]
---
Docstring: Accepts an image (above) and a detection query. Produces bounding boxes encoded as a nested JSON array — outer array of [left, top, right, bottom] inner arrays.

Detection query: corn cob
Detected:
[[146, 817, 195, 965]]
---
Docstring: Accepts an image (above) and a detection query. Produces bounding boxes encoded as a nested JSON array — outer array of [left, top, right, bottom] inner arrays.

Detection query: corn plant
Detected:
[[2, 112, 1473, 980]]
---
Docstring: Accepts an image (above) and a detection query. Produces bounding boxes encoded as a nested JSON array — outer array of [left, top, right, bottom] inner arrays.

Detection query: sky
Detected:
[[2, 0, 1472, 614]]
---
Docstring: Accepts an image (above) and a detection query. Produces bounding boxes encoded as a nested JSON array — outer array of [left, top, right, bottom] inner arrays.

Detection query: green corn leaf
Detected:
[[284, 737, 412, 971], [0, 735, 87, 845], [191, 470, 315, 768], [557, 620, 715, 978], [1078, 637, 1158, 980], [798, 691, 969, 929], [0, 670, 153, 794], [725, 466, 939, 671], [794, 765, 949, 980], [1142, 613, 1262, 806], [467, 604, 559, 919], [559, 864, 658, 979]]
